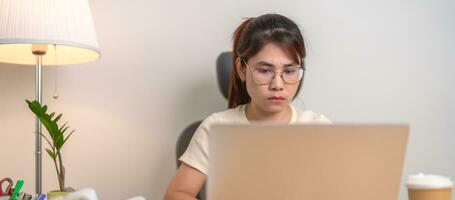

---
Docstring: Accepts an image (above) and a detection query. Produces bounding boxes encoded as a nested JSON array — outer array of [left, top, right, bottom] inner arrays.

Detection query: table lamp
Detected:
[[0, 0, 100, 194]]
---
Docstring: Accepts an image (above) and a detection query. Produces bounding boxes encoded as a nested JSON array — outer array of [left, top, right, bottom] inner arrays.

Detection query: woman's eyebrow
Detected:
[[255, 60, 300, 67], [255, 60, 275, 67], [283, 63, 300, 67]]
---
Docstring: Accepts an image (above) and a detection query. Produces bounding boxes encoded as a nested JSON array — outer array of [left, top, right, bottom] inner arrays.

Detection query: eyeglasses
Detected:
[[242, 59, 305, 85]]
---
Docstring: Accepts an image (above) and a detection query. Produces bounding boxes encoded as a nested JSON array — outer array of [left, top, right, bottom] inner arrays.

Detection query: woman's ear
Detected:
[[236, 57, 246, 82]]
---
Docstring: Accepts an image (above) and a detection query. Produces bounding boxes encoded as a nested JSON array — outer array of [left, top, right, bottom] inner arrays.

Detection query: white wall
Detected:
[[1, 0, 454, 199]]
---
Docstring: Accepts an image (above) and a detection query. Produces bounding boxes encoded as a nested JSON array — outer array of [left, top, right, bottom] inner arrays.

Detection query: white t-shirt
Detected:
[[179, 104, 331, 175]]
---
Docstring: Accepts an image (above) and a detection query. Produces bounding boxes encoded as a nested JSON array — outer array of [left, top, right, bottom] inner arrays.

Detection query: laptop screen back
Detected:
[[208, 124, 409, 200]]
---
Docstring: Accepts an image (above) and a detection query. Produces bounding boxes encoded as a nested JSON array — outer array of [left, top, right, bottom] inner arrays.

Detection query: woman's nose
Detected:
[[269, 73, 284, 91]]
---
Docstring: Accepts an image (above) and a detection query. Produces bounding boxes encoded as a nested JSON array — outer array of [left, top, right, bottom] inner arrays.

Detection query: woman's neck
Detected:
[[245, 102, 292, 124]]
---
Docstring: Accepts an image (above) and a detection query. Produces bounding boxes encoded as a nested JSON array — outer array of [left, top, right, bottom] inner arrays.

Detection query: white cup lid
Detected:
[[406, 173, 453, 189]]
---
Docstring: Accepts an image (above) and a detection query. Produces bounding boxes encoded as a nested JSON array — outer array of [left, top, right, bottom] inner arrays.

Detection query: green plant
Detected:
[[26, 100, 75, 192]]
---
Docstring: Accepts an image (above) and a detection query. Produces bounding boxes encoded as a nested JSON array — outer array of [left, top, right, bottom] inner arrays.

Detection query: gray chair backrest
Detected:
[[176, 120, 205, 200], [216, 51, 233, 99], [175, 51, 233, 200]]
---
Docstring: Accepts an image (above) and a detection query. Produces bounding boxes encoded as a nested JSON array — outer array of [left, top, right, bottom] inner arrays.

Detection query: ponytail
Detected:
[[228, 17, 254, 109]]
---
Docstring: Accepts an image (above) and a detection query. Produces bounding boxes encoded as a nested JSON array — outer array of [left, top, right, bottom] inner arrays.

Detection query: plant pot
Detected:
[[47, 187, 76, 199], [46, 191, 70, 200]]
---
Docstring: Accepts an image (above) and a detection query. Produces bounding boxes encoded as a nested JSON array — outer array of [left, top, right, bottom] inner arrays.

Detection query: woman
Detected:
[[164, 13, 330, 200]]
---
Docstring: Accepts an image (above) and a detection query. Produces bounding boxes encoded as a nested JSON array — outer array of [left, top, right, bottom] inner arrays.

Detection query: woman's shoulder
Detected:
[[293, 106, 331, 124], [204, 104, 248, 125]]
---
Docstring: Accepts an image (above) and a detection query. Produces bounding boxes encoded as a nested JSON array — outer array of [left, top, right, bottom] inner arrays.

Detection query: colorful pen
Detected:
[[37, 193, 46, 200], [10, 180, 24, 200]]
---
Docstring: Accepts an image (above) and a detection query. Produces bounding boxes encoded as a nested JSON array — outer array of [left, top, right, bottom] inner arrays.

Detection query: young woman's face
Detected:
[[238, 42, 302, 113]]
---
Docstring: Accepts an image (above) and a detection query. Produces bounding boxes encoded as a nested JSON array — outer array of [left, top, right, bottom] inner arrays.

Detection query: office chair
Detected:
[[175, 51, 232, 200]]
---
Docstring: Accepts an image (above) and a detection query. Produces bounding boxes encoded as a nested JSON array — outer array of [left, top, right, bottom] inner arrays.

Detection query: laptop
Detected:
[[208, 124, 409, 200]]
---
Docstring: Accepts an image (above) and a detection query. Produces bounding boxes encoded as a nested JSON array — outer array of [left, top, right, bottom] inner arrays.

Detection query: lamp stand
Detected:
[[33, 44, 46, 195]]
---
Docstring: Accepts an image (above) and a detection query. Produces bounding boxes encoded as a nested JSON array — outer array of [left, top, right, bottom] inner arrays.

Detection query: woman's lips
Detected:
[[268, 96, 286, 101]]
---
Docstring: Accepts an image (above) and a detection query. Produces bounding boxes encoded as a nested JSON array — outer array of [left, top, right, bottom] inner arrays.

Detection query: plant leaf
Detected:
[[54, 113, 63, 123], [39, 116, 57, 141], [59, 122, 68, 133], [26, 100, 57, 140], [55, 133, 64, 151], [26, 99, 73, 166], [60, 126, 69, 135], [62, 130, 75, 146], [26, 100, 42, 116], [45, 148, 57, 160], [41, 132, 54, 148]]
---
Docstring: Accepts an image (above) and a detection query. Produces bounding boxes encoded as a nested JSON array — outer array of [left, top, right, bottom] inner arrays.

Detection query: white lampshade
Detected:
[[0, 0, 100, 65]]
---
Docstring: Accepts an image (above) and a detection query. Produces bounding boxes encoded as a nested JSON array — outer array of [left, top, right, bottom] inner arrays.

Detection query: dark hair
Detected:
[[228, 13, 306, 108]]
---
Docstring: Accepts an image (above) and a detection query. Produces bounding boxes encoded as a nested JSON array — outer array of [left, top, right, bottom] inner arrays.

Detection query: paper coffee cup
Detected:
[[406, 173, 453, 200]]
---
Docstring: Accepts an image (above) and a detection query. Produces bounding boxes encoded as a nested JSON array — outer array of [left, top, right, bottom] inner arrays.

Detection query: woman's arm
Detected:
[[164, 162, 206, 200]]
